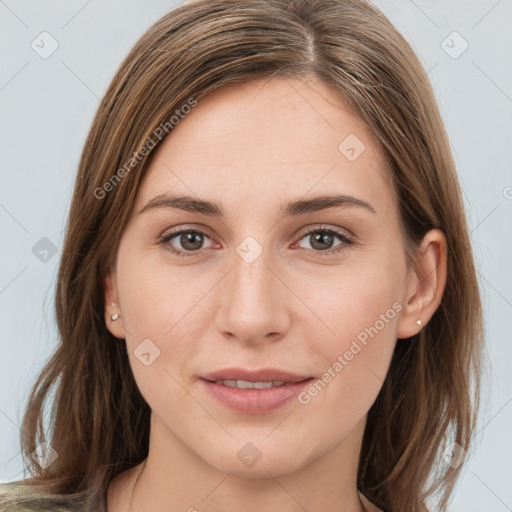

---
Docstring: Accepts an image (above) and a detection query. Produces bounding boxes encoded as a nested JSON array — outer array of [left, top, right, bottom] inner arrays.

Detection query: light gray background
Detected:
[[1, 1, 511, 511]]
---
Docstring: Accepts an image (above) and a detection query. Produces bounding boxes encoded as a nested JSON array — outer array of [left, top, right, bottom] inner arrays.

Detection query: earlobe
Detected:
[[396, 229, 447, 339]]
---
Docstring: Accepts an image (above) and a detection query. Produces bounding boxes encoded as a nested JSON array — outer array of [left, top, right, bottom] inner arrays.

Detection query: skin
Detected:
[[104, 76, 447, 512]]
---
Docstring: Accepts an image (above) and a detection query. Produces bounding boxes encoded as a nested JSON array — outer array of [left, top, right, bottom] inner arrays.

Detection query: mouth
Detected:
[[199, 368, 314, 414], [206, 379, 308, 389], [200, 367, 313, 384]]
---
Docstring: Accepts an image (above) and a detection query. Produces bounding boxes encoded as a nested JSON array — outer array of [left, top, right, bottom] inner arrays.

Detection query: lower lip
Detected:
[[200, 378, 313, 414]]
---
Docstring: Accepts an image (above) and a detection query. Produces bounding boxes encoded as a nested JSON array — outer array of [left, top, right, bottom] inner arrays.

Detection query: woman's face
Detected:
[[105, 77, 422, 477]]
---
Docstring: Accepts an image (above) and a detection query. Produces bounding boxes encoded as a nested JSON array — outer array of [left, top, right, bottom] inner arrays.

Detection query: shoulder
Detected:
[[0, 481, 32, 500], [0, 481, 39, 511], [0, 467, 111, 512], [0, 481, 82, 512]]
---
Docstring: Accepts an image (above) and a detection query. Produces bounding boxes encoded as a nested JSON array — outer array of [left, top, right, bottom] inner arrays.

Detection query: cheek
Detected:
[[114, 252, 213, 398], [305, 253, 402, 343], [116, 250, 192, 337], [298, 259, 403, 411]]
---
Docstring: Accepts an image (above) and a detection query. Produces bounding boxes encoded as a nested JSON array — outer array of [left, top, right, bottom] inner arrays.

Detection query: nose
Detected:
[[215, 242, 290, 346]]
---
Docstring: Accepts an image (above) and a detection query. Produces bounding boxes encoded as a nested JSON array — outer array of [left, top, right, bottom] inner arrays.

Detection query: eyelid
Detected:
[[293, 223, 354, 242], [159, 223, 218, 243], [160, 223, 354, 242]]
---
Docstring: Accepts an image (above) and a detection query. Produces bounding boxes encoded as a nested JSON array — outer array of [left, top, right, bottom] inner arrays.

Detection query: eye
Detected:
[[158, 225, 354, 258], [158, 227, 216, 257], [294, 226, 354, 257]]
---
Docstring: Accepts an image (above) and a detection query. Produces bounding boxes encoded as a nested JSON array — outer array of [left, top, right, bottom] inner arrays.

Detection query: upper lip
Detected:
[[201, 368, 312, 383]]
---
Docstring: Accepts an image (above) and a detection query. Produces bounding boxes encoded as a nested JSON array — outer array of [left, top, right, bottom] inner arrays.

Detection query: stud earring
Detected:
[[416, 319, 422, 327], [111, 313, 120, 321]]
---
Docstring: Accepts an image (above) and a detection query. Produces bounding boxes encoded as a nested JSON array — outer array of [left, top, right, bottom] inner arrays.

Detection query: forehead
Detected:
[[135, 77, 395, 216]]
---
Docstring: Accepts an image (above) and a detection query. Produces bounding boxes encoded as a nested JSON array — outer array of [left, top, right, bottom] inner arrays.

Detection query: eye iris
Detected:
[[181, 232, 203, 251], [310, 231, 334, 250]]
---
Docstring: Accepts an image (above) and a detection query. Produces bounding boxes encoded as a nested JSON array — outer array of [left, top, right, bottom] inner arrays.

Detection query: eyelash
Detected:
[[157, 225, 354, 258]]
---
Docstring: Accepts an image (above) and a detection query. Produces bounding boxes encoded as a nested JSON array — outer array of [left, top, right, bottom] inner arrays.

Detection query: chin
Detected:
[[198, 439, 317, 479]]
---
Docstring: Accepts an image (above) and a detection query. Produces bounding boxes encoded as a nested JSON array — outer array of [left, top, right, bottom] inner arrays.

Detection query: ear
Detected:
[[104, 271, 125, 339], [396, 229, 447, 339]]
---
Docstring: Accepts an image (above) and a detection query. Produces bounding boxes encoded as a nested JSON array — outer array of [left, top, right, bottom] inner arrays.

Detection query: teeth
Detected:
[[214, 379, 287, 389]]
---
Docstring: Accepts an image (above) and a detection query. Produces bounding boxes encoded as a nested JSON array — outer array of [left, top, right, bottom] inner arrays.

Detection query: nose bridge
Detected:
[[232, 243, 272, 305], [215, 236, 289, 343]]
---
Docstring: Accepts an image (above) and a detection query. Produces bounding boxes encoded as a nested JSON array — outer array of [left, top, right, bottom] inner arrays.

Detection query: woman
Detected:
[[0, 0, 483, 510]]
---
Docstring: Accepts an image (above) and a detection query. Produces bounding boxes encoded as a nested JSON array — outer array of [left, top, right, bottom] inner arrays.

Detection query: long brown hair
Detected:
[[0, 0, 483, 510]]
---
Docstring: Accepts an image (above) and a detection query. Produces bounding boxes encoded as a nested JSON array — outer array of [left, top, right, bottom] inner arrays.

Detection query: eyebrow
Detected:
[[137, 193, 377, 217]]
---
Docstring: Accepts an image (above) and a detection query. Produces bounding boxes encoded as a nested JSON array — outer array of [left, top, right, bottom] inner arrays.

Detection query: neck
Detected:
[[111, 413, 369, 512]]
